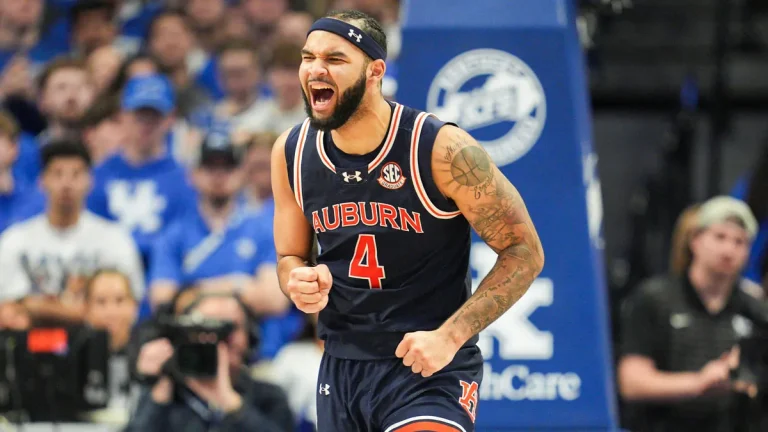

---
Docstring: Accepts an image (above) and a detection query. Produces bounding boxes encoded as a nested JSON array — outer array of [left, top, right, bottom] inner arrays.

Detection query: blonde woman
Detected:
[[669, 203, 764, 299]]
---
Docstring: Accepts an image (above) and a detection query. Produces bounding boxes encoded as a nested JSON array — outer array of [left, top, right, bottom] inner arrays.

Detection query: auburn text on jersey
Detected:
[[311, 202, 424, 234]]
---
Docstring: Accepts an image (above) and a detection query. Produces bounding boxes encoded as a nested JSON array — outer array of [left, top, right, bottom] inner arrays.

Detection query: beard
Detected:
[[207, 194, 231, 209], [303, 71, 367, 132]]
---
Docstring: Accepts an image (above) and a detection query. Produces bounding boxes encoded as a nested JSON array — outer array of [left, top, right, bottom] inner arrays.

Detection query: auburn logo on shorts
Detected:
[[458, 380, 479, 423]]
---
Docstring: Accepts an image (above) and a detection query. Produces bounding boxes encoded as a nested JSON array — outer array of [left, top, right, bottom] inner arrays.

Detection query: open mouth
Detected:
[[310, 84, 336, 111]]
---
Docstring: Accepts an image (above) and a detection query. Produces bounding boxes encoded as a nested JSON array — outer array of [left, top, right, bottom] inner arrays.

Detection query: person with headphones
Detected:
[[125, 288, 294, 432]]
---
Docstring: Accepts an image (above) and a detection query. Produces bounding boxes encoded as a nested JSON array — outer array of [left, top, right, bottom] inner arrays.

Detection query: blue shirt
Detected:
[[0, 181, 32, 233], [149, 206, 275, 287], [87, 153, 195, 263], [12, 133, 42, 186], [149, 205, 298, 359], [731, 176, 768, 283]]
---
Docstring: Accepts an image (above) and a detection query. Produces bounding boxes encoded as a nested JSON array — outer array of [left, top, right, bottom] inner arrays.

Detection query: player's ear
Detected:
[[367, 59, 386, 83]]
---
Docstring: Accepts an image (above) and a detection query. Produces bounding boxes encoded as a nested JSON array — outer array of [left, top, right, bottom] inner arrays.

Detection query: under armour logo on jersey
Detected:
[[319, 384, 330, 395], [342, 171, 363, 183], [348, 29, 362, 43]]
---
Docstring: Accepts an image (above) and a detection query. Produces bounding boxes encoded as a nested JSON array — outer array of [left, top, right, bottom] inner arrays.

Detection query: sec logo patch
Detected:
[[377, 162, 406, 190]]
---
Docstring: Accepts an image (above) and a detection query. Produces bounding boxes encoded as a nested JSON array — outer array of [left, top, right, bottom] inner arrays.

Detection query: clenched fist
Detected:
[[287, 264, 333, 313], [396, 329, 461, 378]]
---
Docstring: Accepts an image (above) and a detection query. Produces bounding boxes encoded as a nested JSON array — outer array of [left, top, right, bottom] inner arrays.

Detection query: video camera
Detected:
[[0, 326, 110, 421], [156, 313, 235, 379]]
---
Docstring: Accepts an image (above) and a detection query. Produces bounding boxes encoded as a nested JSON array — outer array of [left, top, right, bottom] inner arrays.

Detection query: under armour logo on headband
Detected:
[[308, 17, 386, 61], [348, 29, 362, 43]]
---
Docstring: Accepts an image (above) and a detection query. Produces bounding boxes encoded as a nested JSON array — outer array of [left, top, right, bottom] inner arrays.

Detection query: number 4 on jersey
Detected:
[[349, 234, 386, 289]]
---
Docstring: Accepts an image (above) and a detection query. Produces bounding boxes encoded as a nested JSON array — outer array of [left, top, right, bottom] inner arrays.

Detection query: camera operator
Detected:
[[618, 196, 768, 432], [125, 288, 293, 432]]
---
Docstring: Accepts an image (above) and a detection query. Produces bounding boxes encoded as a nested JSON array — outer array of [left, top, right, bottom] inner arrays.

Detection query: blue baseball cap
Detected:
[[121, 74, 175, 115]]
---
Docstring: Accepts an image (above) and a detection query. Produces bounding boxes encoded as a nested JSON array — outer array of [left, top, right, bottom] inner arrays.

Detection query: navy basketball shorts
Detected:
[[316, 346, 483, 432]]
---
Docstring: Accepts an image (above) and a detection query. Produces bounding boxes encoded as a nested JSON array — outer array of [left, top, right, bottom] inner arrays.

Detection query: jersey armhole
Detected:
[[410, 113, 462, 220], [284, 119, 311, 211]]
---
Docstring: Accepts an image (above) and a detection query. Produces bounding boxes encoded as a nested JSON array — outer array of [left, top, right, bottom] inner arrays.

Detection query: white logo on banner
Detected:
[[470, 243, 582, 402], [427, 49, 546, 167]]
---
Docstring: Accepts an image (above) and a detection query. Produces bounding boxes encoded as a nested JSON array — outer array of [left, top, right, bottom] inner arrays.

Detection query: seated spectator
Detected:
[[0, 0, 70, 76], [618, 196, 768, 432], [87, 74, 194, 276], [146, 10, 211, 118], [269, 312, 323, 431], [126, 289, 294, 432], [36, 57, 95, 146], [83, 268, 139, 424], [0, 139, 144, 324], [85, 269, 139, 353], [149, 134, 287, 319], [189, 39, 273, 135], [68, 0, 120, 57], [184, 0, 230, 54]]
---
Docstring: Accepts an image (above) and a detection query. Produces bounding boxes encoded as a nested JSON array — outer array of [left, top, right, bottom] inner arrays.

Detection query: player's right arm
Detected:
[[271, 128, 332, 313]]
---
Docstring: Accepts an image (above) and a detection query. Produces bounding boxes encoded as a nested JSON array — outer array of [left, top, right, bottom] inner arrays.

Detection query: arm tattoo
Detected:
[[436, 130, 544, 342]]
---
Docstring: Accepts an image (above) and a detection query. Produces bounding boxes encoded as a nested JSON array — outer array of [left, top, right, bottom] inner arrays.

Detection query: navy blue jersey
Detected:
[[285, 102, 476, 360]]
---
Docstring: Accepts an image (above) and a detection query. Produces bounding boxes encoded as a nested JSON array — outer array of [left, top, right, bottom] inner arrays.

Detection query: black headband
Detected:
[[307, 18, 386, 61]]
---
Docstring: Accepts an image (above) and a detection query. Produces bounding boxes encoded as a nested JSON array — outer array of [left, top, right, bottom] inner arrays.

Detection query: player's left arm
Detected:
[[433, 125, 545, 347]]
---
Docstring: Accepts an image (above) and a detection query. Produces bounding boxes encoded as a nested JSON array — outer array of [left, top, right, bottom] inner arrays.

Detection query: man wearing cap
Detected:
[[618, 196, 768, 432], [87, 74, 194, 309], [148, 133, 289, 353]]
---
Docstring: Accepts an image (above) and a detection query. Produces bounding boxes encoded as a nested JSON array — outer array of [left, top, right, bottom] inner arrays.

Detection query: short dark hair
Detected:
[[37, 57, 87, 92], [69, 0, 116, 26], [326, 9, 388, 60], [41, 139, 92, 170]]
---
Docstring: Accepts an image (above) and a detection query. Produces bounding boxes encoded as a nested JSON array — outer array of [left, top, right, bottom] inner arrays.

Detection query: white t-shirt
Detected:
[[269, 341, 323, 428], [0, 212, 145, 301]]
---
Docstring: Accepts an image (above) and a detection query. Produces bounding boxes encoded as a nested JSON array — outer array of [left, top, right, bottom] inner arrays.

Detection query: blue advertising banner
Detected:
[[398, 0, 618, 430]]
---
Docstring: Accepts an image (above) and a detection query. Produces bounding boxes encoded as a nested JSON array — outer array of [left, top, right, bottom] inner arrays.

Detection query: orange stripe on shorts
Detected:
[[391, 420, 463, 432]]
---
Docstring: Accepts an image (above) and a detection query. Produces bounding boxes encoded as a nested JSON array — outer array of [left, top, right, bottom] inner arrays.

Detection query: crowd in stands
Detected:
[[0, 0, 400, 430]]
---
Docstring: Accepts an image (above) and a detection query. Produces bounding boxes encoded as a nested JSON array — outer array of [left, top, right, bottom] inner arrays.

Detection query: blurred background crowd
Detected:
[[2, 0, 768, 431], [0, 0, 399, 430]]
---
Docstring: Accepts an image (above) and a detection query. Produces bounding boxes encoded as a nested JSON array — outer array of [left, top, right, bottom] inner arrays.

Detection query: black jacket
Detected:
[[124, 370, 294, 432]]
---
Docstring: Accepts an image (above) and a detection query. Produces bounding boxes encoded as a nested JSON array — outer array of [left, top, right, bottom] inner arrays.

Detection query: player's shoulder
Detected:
[[272, 120, 310, 161]]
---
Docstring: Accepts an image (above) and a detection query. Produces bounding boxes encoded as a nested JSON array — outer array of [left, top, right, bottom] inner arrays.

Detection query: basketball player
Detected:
[[271, 10, 545, 432]]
